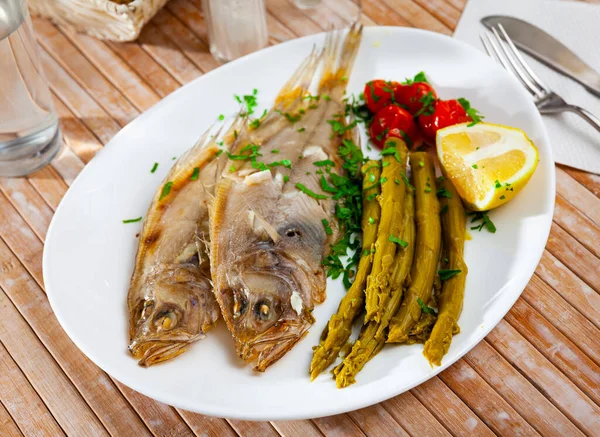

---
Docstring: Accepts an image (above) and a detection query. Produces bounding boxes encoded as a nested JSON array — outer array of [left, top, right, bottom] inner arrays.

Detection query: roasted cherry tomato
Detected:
[[364, 80, 398, 113], [394, 82, 437, 115], [369, 105, 417, 149], [418, 99, 472, 141]]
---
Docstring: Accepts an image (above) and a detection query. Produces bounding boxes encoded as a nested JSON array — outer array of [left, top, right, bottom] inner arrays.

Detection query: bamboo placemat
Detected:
[[1, 0, 599, 435]]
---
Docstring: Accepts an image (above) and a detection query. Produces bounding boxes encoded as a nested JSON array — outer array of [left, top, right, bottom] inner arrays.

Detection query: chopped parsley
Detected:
[[235, 88, 259, 116], [322, 219, 333, 235], [190, 167, 200, 181], [283, 175, 289, 182], [419, 160, 424, 167], [297, 127, 305, 132], [400, 172, 413, 190], [218, 114, 225, 121], [271, 149, 279, 154], [375, 127, 389, 142], [267, 159, 292, 169], [367, 81, 380, 103], [328, 119, 358, 136], [468, 210, 496, 233], [417, 297, 437, 315], [275, 109, 301, 123], [295, 182, 328, 199], [402, 71, 429, 85], [122, 217, 142, 224], [381, 143, 403, 162], [472, 164, 478, 169], [249, 118, 261, 129], [414, 91, 437, 116], [440, 205, 449, 214], [457, 98, 484, 126], [500, 195, 506, 200], [494, 180, 502, 188], [368, 217, 375, 224], [159, 181, 174, 200], [438, 269, 462, 281], [388, 235, 408, 248], [314, 159, 335, 167], [436, 187, 452, 198], [229, 164, 236, 173], [150, 162, 158, 173]]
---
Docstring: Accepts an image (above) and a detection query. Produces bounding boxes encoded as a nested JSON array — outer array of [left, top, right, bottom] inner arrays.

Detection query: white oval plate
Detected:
[[43, 27, 554, 421]]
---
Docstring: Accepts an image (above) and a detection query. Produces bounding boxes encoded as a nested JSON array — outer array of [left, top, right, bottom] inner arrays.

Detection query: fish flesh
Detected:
[[209, 24, 363, 371], [127, 120, 240, 366]]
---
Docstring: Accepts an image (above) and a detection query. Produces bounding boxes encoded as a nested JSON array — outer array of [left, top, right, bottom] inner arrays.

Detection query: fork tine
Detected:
[[482, 31, 539, 98], [480, 34, 496, 60], [490, 26, 546, 99], [496, 24, 551, 94]]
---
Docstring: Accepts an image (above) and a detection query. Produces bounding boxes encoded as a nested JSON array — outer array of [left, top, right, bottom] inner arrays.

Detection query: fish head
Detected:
[[223, 245, 319, 371], [128, 265, 216, 366]]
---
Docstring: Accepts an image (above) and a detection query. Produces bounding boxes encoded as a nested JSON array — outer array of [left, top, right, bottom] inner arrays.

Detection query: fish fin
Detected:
[[319, 22, 363, 95], [274, 45, 323, 110]]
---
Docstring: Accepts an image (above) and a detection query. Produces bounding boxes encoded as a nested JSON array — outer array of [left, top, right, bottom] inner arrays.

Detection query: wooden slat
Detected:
[[0, 399, 24, 437], [39, 49, 121, 144], [272, 420, 324, 437], [439, 360, 539, 436], [267, 0, 326, 35], [560, 165, 600, 198], [106, 40, 181, 98], [413, 0, 461, 29], [34, 18, 140, 126], [554, 194, 600, 258], [555, 167, 600, 226], [57, 27, 161, 112], [546, 223, 600, 294], [313, 415, 366, 436], [176, 412, 237, 437], [464, 340, 584, 436], [382, 392, 451, 436], [0, 341, 64, 436], [380, 0, 452, 34], [228, 420, 280, 437], [0, 178, 54, 241], [152, 9, 221, 74], [138, 22, 203, 85], [444, 0, 467, 13], [524, 275, 600, 366], [359, 0, 413, 27], [505, 299, 600, 405], [487, 321, 600, 435], [0, 286, 110, 436], [411, 377, 494, 436], [347, 405, 410, 437]]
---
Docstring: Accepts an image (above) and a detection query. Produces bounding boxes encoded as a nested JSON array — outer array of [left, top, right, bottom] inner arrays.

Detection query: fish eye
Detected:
[[286, 228, 301, 238], [254, 300, 271, 321], [155, 310, 178, 330]]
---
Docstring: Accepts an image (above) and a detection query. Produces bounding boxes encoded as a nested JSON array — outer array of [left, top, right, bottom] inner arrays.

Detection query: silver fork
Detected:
[[481, 24, 600, 133]]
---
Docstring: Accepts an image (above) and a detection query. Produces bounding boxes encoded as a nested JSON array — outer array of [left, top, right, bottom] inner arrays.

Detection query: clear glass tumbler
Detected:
[[0, 0, 61, 177], [202, 0, 269, 63]]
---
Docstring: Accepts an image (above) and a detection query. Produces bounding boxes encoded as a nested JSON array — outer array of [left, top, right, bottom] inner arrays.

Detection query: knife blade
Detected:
[[481, 15, 600, 97]]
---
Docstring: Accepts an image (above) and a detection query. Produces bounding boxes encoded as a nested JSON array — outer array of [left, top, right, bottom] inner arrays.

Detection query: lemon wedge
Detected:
[[436, 122, 539, 211]]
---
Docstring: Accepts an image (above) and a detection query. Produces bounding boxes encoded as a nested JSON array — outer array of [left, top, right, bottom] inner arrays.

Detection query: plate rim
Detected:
[[43, 25, 556, 421]]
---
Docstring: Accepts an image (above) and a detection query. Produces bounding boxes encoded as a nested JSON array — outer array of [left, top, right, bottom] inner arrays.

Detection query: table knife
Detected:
[[481, 15, 600, 97]]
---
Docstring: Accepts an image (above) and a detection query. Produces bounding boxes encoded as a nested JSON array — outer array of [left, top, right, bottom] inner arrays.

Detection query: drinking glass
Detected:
[[202, 0, 269, 63], [0, 0, 61, 177]]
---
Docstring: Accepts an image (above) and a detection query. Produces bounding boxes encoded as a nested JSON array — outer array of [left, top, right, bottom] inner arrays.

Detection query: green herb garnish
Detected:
[[457, 97, 484, 126], [122, 217, 142, 224], [388, 235, 408, 248], [436, 187, 452, 198], [150, 162, 158, 173], [322, 218, 333, 235], [417, 297, 437, 315], [159, 181, 174, 200], [296, 182, 328, 199], [438, 269, 462, 281], [468, 210, 496, 233], [190, 167, 200, 181]]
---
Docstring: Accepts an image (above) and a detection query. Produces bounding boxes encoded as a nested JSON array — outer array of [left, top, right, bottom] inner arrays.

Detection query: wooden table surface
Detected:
[[1, 0, 600, 435]]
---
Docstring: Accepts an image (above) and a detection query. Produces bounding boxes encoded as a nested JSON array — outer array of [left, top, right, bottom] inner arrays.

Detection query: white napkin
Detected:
[[453, 0, 600, 174]]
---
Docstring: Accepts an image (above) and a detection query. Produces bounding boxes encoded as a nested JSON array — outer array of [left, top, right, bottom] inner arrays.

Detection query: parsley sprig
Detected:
[[457, 98, 484, 126], [467, 210, 496, 233]]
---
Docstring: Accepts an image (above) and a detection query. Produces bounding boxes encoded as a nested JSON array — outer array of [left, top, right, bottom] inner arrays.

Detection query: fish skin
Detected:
[[209, 24, 363, 372], [127, 121, 240, 367]]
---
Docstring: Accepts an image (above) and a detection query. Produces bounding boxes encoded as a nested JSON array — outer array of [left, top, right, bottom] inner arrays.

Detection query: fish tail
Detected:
[[319, 22, 363, 95], [275, 45, 323, 110]]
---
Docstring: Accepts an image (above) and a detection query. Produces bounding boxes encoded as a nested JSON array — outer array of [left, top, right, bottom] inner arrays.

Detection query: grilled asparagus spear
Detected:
[[309, 161, 382, 380], [364, 138, 409, 324], [423, 178, 467, 365], [387, 152, 441, 343], [334, 186, 415, 388]]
